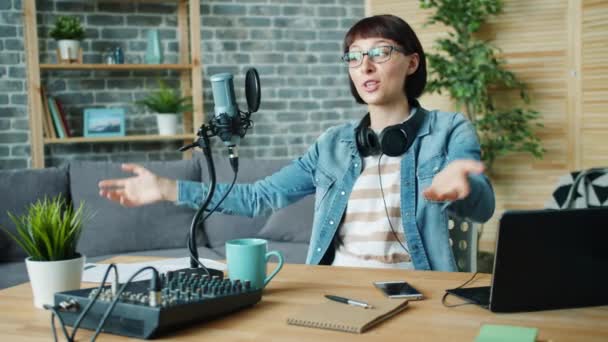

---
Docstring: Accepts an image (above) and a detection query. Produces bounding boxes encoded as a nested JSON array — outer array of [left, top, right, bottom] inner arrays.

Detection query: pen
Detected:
[[325, 295, 374, 309]]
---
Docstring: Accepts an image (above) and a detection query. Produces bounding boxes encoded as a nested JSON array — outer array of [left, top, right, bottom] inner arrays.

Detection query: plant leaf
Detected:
[[1, 195, 89, 261], [420, 0, 543, 170]]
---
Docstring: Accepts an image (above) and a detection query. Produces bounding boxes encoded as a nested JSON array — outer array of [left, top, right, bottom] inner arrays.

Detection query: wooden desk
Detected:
[[1, 256, 606, 341]]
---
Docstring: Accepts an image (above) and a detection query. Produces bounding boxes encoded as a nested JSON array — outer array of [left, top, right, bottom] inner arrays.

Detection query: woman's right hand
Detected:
[[98, 163, 177, 207]]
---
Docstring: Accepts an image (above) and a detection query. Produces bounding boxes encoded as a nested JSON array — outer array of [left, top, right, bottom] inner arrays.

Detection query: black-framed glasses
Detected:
[[341, 45, 407, 68]]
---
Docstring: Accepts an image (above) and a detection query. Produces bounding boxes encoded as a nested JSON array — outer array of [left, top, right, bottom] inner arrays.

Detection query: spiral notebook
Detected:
[[286, 297, 409, 334]]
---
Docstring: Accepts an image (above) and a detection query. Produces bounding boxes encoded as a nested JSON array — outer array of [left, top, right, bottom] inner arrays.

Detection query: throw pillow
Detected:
[[0, 167, 70, 262], [257, 195, 314, 243], [70, 160, 201, 258]]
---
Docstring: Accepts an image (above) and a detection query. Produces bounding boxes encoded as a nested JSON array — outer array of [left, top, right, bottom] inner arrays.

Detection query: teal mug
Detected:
[[225, 238, 284, 290]]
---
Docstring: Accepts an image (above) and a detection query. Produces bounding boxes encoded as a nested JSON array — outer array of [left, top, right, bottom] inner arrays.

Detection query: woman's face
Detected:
[[347, 37, 418, 107]]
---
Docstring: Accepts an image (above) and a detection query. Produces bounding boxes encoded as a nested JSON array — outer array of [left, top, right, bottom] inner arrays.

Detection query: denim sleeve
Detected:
[[175, 142, 319, 217], [445, 114, 496, 223]]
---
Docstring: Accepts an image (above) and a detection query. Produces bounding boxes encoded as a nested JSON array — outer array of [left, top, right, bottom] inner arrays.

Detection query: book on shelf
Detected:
[[53, 97, 72, 137], [40, 88, 56, 139], [41, 92, 73, 139], [47, 96, 65, 138]]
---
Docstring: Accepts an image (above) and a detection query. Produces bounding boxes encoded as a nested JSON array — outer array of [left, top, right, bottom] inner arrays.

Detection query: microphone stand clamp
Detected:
[[179, 123, 214, 153]]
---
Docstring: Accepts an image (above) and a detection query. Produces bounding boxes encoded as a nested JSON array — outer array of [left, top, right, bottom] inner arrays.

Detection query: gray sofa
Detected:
[[0, 156, 313, 289]]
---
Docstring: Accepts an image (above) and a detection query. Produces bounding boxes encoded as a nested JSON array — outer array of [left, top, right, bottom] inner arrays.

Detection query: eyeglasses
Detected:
[[342, 45, 407, 68]]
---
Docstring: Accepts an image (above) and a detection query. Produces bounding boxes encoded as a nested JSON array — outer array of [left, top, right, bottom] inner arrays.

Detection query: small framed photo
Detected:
[[83, 108, 126, 137]]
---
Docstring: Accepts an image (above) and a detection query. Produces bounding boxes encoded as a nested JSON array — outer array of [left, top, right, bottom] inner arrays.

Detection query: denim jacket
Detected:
[[177, 106, 495, 271]]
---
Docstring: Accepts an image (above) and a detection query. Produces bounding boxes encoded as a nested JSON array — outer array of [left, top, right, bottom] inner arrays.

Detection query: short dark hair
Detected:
[[343, 14, 427, 106]]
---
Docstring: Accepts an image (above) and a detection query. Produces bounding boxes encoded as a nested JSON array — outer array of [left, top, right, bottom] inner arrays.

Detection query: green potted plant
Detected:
[[49, 15, 85, 63], [420, 0, 544, 172], [420, 0, 546, 272], [136, 80, 192, 135], [1, 195, 89, 308]]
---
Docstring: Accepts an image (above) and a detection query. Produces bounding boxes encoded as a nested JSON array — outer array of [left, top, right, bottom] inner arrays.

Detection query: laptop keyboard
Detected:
[[446, 286, 491, 307]]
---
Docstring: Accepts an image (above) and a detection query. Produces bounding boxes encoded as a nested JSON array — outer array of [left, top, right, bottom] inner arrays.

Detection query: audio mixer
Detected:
[[54, 269, 262, 339]]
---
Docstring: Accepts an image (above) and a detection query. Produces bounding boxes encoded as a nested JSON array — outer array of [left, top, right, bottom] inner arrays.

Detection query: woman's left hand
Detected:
[[423, 160, 485, 202]]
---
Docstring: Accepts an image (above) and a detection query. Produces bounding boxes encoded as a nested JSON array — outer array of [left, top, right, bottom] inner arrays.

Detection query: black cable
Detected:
[[441, 272, 480, 308], [70, 264, 119, 341], [235, 109, 253, 138], [458, 272, 481, 288], [91, 266, 160, 341], [50, 312, 58, 342], [44, 263, 118, 342], [186, 243, 211, 271], [378, 154, 410, 255], [204, 169, 238, 221], [198, 163, 238, 215], [45, 305, 71, 342], [185, 168, 238, 270]]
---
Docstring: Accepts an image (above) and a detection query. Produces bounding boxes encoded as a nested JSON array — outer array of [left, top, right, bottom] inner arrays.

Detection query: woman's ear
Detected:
[[406, 53, 420, 76]]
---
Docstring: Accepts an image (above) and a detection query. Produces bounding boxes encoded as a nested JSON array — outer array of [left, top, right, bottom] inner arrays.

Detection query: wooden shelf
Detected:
[[44, 134, 195, 144], [24, 0, 203, 168], [98, 0, 181, 3], [40, 63, 192, 71]]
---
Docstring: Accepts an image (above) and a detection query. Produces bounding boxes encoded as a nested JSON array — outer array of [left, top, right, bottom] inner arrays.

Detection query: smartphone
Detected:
[[373, 281, 424, 300]]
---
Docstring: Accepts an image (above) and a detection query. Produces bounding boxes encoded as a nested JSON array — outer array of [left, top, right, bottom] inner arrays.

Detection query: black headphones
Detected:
[[355, 104, 425, 157]]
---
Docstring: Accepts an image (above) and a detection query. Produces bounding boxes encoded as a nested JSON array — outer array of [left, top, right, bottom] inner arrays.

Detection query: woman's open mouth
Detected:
[[363, 79, 380, 92]]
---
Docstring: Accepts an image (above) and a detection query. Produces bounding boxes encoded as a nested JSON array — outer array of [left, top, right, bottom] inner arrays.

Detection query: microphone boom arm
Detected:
[[180, 124, 217, 271]]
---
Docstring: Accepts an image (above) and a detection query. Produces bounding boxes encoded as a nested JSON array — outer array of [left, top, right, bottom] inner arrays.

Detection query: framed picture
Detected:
[[83, 108, 126, 137]]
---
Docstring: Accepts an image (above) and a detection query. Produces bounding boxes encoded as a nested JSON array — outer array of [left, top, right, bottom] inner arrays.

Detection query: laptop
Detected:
[[446, 207, 608, 312]]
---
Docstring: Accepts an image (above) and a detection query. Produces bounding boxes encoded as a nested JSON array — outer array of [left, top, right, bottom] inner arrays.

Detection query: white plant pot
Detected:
[[25, 254, 84, 309], [156, 113, 178, 135], [57, 39, 81, 62]]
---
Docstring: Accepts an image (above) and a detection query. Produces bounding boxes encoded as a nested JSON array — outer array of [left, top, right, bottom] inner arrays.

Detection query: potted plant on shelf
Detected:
[[49, 15, 85, 63], [136, 80, 192, 135], [1, 195, 89, 308]]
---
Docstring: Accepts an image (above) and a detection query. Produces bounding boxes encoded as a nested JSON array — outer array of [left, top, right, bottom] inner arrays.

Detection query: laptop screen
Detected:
[[489, 207, 608, 312]]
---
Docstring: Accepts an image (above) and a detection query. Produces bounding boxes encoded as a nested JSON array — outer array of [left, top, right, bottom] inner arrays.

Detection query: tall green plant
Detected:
[[420, 0, 544, 170], [1, 196, 88, 261]]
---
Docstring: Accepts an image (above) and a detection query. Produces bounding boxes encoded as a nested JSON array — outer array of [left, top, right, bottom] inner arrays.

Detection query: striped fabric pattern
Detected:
[[332, 154, 413, 269]]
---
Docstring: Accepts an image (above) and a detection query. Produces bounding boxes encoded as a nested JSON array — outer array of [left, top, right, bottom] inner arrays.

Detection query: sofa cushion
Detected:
[[197, 155, 291, 248], [0, 167, 70, 262], [213, 241, 309, 264], [0, 260, 28, 289], [265, 241, 309, 264], [88, 246, 223, 264], [257, 195, 314, 243], [70, 160, 201, 258]]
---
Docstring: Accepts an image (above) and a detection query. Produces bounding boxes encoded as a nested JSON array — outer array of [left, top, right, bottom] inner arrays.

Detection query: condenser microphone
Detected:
[[209, 73, 240, 148], [208, 69, 261, 173]]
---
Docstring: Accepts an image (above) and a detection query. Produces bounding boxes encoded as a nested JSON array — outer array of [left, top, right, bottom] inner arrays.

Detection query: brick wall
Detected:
[[0, 0, 365, 169]]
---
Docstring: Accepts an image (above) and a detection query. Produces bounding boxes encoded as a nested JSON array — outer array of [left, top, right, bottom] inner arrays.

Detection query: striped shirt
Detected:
[[332, 154, 413, 269]]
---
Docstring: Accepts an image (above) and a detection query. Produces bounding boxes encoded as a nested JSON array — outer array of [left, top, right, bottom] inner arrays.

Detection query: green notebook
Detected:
[[476, 324, 538, 342]]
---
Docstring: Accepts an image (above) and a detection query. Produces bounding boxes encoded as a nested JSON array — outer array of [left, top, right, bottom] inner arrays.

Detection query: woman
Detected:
[[99, 14, 495, 272]]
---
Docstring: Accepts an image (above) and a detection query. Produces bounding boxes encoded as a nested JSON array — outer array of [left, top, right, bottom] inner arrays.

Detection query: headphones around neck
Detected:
[[355, 104, 425, 158]]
